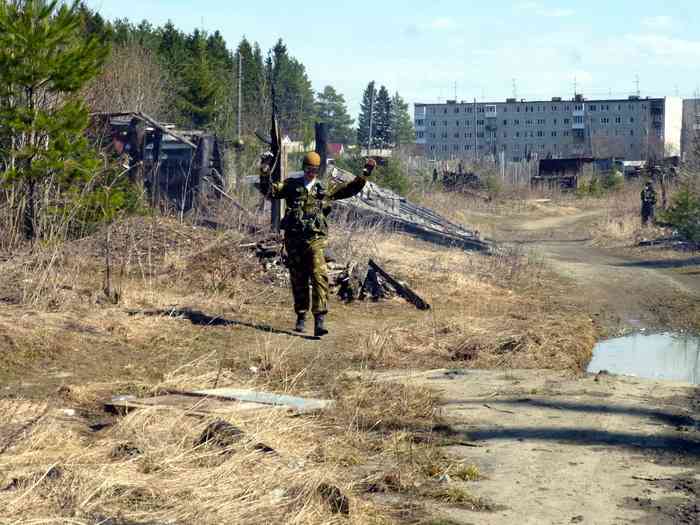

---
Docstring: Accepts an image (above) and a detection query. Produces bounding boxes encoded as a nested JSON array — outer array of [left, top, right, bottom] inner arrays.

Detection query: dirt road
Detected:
[[498, 209, 700, 333], [384, 208, 700, 524]]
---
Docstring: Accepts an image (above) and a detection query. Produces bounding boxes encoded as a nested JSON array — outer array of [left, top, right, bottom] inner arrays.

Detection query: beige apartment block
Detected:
[[415, 95, 683, 162]]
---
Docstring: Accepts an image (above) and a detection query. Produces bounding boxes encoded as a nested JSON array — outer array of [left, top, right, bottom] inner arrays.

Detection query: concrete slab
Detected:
[[193, 388, 334, 413]]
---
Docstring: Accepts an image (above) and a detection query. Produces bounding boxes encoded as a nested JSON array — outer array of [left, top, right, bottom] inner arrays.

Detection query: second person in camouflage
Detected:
[[260, 151, 376, 337]]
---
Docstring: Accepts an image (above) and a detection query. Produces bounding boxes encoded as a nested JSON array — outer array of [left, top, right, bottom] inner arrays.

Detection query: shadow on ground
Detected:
[[614, 257, 700, 270], [126, 307, 318, 341], [443, 397, 698, 428]]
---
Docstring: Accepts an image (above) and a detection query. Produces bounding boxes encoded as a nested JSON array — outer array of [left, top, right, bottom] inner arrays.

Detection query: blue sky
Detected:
[[86, 0, 700, 119]]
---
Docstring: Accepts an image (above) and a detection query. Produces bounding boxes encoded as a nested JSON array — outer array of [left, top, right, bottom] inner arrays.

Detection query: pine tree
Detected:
[[315, 86, 355, 144], [373, 85, 392, 148], [0, 0, 110, 239], [177, 34, 220, 128], [270, 39, 314, 141], [391, 92, 415, 147], [357, 81, 376, 148]]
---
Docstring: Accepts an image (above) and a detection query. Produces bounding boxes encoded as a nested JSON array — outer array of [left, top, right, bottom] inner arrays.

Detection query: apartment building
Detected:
[[682, 98, 700, 162], [415, 95, 683, 162]]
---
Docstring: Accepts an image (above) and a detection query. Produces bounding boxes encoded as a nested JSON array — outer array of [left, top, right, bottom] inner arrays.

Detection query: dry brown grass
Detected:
[[0, 195, 599, 523]]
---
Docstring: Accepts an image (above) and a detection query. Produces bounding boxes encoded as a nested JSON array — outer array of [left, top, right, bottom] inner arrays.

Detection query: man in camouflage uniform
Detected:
[[640, 181, 657, 226], [260, 152, 376, 337]]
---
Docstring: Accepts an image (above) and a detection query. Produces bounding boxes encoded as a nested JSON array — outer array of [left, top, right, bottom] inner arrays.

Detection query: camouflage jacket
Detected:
[[641, 187, 657, 205], [260, 174, 367, 240]]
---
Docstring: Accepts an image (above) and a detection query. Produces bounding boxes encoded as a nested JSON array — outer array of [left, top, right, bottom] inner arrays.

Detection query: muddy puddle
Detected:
[[587, 332, 700, 385]]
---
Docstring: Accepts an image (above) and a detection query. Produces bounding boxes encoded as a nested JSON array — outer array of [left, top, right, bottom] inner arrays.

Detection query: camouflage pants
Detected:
[[285, 237, 329, 315]]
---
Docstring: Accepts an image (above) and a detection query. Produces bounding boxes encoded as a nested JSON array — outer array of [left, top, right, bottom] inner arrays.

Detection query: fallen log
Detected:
[[365, 259, 430, 310]]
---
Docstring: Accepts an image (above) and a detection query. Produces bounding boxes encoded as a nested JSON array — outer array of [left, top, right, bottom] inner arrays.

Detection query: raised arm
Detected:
[[327, 159, 376, 201], [258, 151, 288, 199]]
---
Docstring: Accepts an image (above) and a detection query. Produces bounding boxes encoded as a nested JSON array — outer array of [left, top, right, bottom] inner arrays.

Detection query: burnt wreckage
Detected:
[[91, 112, 225, 211]]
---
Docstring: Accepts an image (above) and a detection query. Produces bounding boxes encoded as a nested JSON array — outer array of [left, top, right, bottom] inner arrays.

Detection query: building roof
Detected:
[[327, 143, 345, 156], [415, 96, 673, 107]]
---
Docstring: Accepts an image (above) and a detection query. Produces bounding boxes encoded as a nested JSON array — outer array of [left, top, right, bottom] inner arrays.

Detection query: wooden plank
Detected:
[[368, 259, 431, 311], [104, 394, 272, 417]]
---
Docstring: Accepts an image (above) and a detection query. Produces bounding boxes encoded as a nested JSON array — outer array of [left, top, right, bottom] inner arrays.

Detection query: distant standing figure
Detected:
[[432, 167, 439, 184], [640, 181, 657, 226]]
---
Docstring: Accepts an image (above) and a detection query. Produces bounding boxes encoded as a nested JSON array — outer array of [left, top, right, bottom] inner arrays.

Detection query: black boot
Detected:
[[294, 313, 306, 333], [314, 314, 329, 338]]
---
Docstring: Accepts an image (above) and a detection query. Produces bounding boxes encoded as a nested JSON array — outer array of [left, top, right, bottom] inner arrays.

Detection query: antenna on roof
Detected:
[[635, 74, 640, 97]]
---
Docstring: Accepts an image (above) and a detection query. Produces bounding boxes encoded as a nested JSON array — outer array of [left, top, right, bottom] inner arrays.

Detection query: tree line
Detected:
[[0, 0, 415, 243]]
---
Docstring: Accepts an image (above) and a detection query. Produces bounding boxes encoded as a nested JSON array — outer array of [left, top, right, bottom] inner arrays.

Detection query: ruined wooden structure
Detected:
[[91, 112, 225, 212], [328, 167, 489, 252]]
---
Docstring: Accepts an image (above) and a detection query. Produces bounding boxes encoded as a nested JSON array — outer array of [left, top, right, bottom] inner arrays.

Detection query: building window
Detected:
[[467, 107, 473, 113], [526, 119, 533, 126], [431, 121, 436, 126], [453, 144, 459, 151], [537, 119, 545, 125], [441, 133, 448, 138], [551, 131, 557, 137], [630, 117, 635, 123], [515, 132, 520, 137], [537, 131, 544, 137], [454, 108, 460, 113], [564, 131, 570, 136], [600, 117, 610, 124], [590, 104, 597, 111], [430, 145, 435, 151], [456, 121, 460, 127], [465, 132, 472, 138], [477, 132, 484, 138], [574, 116, 583, 123], [477, 120, 484, 126], [443, 108, 448, 114], [514, 119, 520, 125], [503, 132, 508, 138], [416, 119, 424, 126], [574, 104, 583, 111], [615, 116, 621, 124], [552, 105, 558, 111], [630, 130, 634, 136], [564, 118, 570, 124], [553, 118, 558, 125], [443, 120, 448, 126], [503, 119, 508, 126], [417, 131, 424, 138], [465, 145, 471, 151], [454, 133, 460, 138]]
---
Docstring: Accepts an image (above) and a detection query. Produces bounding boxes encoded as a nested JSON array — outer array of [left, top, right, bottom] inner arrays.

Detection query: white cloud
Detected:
[[542, 8, 575, 17], [625, 33, 700, 61], [641, 15, 673, 29], [516, 3, 575, 18], [430, 17, 455, 30]]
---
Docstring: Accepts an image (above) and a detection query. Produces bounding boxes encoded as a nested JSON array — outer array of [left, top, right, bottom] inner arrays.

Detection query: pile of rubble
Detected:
[[250, 239, 430, 310], [328, 167, 490, 252]]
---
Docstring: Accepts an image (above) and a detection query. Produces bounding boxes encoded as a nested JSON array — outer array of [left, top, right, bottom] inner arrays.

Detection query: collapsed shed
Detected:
[[90, 112, 224, 211], [328, 167, 489, 251]]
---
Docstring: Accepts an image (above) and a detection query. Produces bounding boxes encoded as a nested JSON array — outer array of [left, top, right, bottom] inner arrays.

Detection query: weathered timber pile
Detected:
[[252, 241, 429, 309], [328, 167, 490, 252]]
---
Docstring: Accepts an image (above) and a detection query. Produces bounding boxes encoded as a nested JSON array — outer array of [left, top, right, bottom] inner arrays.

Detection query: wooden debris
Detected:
[[361, 259, 431, 310]]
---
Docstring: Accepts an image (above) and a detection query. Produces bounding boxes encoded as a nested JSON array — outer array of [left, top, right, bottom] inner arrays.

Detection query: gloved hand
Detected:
[[259, 151, 275, 175], [363, 158, 377, 176]]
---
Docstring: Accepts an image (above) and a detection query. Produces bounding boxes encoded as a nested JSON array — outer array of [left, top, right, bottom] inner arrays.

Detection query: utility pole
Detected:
[[367, 83, 375, 155], [237, 52, 242, 140], [473, 97, 478, 162]]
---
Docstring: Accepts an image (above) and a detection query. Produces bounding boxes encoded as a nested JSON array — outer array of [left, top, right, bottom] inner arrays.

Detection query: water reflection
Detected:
[[587, 332, 700, 385]]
